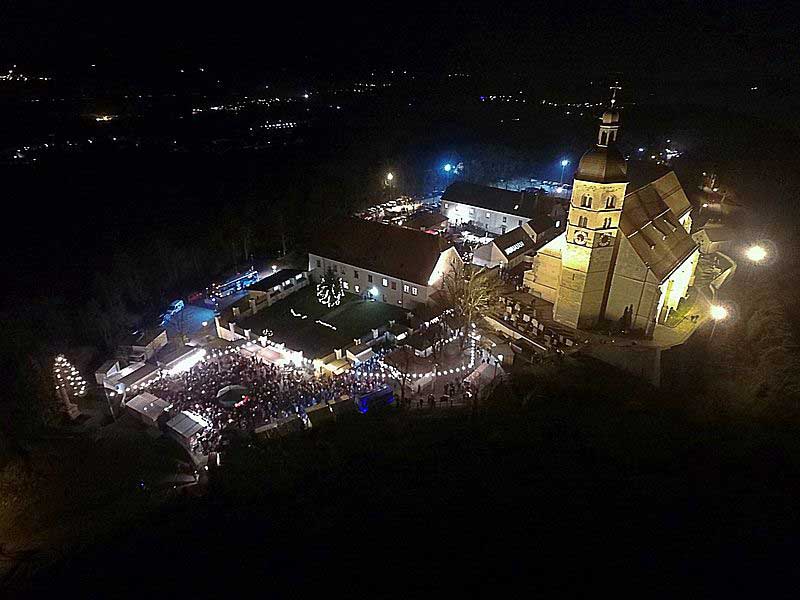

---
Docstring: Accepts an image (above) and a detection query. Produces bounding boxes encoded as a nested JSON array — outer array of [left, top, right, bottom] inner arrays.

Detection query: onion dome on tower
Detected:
[[575, 103, 627, 184]]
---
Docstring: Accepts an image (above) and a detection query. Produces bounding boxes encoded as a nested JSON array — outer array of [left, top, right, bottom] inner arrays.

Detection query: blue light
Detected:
[[443, 163, 452, 172], [560, 159, 570, 167]]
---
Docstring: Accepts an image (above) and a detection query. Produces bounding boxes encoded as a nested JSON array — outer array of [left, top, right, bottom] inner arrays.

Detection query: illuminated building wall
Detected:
[[655, 247, 699, 320], [524, 233, 564, 304], [605, 235, 662, 333], [441, 201, 530, 235], [554, 178, 628, 329], [308, 247, 461, 308]]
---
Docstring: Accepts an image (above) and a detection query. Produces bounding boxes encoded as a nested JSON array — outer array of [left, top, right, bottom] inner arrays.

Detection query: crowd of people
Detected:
[[143, 350, 391, 455], [415, 378, 477, 409]]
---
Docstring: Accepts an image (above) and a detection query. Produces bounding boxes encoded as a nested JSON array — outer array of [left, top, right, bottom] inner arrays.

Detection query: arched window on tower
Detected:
[[580, 194, 592, 208], [605, 195, 616, 208], [578, 215, 588, 228]]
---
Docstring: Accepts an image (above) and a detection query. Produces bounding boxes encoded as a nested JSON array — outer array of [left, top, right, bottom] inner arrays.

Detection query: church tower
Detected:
[[554, 106, 629, 329]]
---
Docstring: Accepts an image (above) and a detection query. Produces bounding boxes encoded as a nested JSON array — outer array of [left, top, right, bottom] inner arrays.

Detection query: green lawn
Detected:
[[240, 287, 409, 358], [327, 299, 409, 340]]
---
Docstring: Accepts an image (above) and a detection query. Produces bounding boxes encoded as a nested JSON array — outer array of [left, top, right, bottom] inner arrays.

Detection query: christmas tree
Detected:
[[316, 267, 345, 308], [53, 354, 86, 419]]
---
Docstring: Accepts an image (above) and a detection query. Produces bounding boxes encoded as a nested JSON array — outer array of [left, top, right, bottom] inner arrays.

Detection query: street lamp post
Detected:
[[709, 304, 729, 343], [385, 172, 395, 200], [494, 354, 503, 379], [559, 159, 570, 185], [744, 243, 767, 283], [443, 163, 452, 188], [745, 244, 767, 263]]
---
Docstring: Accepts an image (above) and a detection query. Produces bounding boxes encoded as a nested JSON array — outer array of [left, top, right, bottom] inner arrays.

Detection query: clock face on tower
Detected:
[[599, 234, 611, 246], [574, 231, 587, 245]]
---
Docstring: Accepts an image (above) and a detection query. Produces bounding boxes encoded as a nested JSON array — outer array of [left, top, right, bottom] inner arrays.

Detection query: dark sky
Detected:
[[1, 1, 798, 84]]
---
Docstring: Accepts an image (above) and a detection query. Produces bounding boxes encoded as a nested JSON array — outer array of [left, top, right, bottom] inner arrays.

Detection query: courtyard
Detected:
[[239, 286, 410, 358]]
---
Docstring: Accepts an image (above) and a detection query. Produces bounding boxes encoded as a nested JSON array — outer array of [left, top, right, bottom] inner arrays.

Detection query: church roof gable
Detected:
[[620, 182, 697, 282]]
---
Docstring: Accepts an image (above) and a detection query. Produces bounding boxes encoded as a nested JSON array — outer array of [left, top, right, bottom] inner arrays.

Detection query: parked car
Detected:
[[160, 299, 185, 325]]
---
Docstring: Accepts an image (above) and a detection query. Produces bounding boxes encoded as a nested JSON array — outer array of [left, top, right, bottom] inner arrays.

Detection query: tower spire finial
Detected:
[[609, 81, 621, 108]]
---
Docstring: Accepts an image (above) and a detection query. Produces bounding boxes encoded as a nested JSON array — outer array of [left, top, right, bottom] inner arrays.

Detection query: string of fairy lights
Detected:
[[53, 354, 87, 398], [378, 333, 478, 380], [103, 305, 482, 401]]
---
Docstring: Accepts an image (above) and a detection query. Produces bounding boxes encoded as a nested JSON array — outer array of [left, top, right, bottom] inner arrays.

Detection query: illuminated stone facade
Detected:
[[525, 110, 699, 336], [555, 177, 628, 329]]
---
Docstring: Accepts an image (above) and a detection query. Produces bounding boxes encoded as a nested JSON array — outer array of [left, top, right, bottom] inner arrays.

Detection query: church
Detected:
[[523, 108, 699, 336]]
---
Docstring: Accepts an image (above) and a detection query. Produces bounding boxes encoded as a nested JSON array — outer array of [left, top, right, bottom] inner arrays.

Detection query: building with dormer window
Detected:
[[524, 109, 699, 335]]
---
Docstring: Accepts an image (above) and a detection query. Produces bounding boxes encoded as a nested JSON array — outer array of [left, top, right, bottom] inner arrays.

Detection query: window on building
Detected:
[[518, 219, 523, 226], [332, 264, 337, 272], [403, 284, 410, 293], [502, 216, 507, 223], [605, 195, 616, 208], [316, 259, 321, 268], [343, 281, 349, 290], [368, 274, 373, 283], [354, 284, 360, 293], [382, 277, 388, 287], [501, 226, 506, 234], [469, 208, 474, 215], [581, 194, 593, 208], [411, 286, 418, 296], [486, 212, 491, 219], [354, 270, 359, 279], [603, 217, 612, 229], [391, 281, 396, 290], [444, 202, 449, 208], [578, 216, 588, 228]]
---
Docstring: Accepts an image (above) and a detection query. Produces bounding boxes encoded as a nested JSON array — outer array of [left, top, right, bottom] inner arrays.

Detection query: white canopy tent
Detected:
[[125, 391, 169, 426]]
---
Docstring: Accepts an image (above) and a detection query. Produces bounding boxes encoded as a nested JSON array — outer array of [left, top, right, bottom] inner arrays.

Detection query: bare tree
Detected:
[[393, 348, 415, 408], [441, 262, 503, 347]]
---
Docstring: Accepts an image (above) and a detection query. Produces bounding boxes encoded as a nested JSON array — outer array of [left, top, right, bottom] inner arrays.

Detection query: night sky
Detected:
[[2, 1, 798, 83]]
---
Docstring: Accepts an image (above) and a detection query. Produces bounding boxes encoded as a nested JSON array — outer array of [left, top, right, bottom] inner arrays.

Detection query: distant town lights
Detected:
[[386, 172, 394, 181], [560, 159, 570, 167], [443, 163, 452, 172]]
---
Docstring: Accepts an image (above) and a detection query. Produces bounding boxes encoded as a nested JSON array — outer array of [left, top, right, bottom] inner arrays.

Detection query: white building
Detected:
[[308, 217, 462, 308], [472, 216, 560, 270], [440, 181, 565, 235]]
